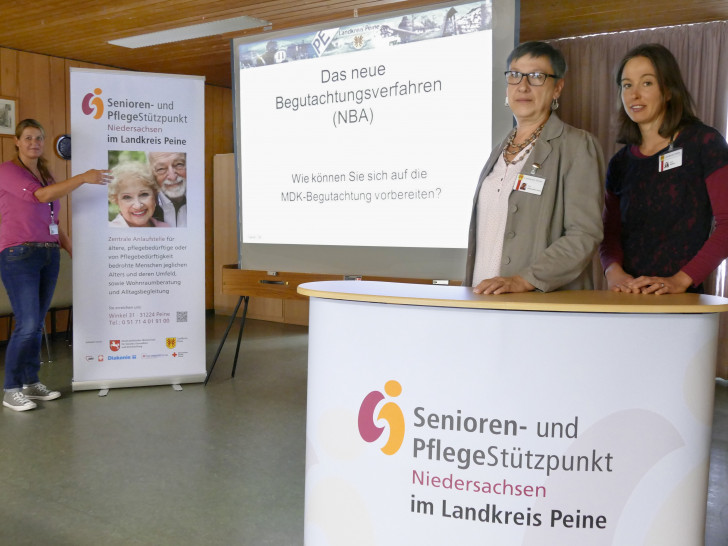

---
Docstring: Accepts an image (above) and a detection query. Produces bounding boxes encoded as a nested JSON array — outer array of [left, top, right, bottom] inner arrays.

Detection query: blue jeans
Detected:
[[0, 245, 60, 390]]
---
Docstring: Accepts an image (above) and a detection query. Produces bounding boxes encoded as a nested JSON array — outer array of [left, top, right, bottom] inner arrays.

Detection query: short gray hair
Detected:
[[507, 41, 567, 79]]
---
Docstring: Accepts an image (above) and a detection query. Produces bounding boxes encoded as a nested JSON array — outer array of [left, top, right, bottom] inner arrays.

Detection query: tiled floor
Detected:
[[0, 315, 725, 545]]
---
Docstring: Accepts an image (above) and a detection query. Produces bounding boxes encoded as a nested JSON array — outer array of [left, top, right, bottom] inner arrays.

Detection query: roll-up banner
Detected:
[[69, 68, 206, 390]]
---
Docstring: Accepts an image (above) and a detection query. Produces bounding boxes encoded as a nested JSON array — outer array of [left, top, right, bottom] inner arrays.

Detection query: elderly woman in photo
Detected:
[[464, 41, 605, 294], [108, 161, 170, 228]]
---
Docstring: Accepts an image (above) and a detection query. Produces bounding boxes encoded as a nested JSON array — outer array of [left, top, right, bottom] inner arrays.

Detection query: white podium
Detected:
[[298, 281, 728, 545]]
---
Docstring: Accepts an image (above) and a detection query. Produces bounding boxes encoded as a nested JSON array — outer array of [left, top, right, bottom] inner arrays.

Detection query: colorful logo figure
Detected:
[[358, 380, 405, 455], [81, 88, 104, 119], [166, 338, 177, 349], [109, 340, 120, 352]]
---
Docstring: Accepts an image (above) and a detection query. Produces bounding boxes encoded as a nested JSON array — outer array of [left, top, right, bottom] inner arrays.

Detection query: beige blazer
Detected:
[[464, 114, 605, 292]]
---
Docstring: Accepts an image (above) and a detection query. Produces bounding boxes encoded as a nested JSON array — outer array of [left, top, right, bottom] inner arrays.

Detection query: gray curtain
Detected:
[[550, 21, 728, 158], [548, 22, 728, 377]]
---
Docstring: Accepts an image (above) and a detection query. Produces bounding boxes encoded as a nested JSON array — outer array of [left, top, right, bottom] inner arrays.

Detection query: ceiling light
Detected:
[[109, 16, 270, 48]]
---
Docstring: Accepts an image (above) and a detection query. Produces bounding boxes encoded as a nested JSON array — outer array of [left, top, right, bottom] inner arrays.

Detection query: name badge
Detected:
[[49, 223, 59, 235], [513, 174, 546, 196], [659, 148, 683, 172]]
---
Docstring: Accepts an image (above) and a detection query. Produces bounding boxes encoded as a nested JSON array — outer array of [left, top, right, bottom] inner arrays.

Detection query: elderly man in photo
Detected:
[[148, 151, 187, 227]]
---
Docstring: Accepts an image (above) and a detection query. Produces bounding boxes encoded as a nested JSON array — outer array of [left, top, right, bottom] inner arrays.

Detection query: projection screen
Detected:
[[232, 0, 518, 279]]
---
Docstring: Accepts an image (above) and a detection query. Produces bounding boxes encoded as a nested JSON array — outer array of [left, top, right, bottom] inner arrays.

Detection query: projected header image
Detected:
[[238, 1, 492, 69]]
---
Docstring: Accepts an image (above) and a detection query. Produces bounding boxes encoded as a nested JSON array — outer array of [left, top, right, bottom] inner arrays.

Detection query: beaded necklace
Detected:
[[502, 123, 544, 165]]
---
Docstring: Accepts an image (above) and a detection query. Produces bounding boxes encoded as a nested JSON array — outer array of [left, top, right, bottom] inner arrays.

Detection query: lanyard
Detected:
[[17, 157, 55, 224]]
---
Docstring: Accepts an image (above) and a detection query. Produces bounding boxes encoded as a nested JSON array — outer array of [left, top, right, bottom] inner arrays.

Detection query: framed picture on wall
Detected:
[[0, 97, 17, 136]]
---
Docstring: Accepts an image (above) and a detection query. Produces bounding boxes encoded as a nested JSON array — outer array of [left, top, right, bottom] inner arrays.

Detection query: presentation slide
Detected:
[[237, 2, 493, 250]]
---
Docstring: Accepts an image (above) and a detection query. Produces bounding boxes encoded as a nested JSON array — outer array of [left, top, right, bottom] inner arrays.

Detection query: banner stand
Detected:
[[70, 68, 206, 391], [73, 374, 207, 392]]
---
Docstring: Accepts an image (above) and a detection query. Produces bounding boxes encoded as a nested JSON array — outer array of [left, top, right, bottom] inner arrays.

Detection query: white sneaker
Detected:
[[22, 383, 61, 401], [3, 391, 37, 412]]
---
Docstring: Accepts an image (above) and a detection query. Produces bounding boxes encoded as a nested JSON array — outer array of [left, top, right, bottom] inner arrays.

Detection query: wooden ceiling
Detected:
[[1, 0, 727, 88]]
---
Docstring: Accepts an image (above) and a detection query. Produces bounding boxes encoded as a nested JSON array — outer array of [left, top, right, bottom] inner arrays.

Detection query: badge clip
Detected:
[[529, 163, 541, 175]]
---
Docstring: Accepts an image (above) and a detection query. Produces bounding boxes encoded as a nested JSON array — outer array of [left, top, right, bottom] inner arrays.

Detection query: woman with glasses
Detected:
[[0, 119, 109, 411], [464, 41, 605, 294], [600, 43, 728, 294]]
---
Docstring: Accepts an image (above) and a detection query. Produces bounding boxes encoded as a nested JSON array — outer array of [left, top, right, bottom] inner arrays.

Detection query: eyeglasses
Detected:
[[504, 71, 558, 86], [154, 162, 186, 176]]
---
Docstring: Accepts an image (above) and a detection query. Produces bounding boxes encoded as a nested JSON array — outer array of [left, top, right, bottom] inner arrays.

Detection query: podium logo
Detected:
[[81, 88, 104, 119], [358, 380, 404, 455]]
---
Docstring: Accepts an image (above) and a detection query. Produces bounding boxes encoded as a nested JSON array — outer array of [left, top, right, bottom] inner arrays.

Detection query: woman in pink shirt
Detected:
[[0, 119, 108, 412]]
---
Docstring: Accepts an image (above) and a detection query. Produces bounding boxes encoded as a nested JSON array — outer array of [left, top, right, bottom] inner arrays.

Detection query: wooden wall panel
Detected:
[[205, 87, 216, 309], [0, 49, 18, 97], [1, 139, 15, 163], [48, 57, 67, 177], [49, 56, 70, 234], [0, 49, 19, 163], [205, 84, 234, 308], [213, 153, 240, 315], [18, 52, 51, 126], [9, 52, 71, 234]]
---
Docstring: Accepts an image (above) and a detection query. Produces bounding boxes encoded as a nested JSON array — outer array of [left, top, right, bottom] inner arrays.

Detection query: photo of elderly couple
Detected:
[[107, 150, 187, 228]]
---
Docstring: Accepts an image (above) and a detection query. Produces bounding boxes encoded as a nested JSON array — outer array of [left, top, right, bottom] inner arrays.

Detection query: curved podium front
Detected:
[[297, 281, 728, 546]]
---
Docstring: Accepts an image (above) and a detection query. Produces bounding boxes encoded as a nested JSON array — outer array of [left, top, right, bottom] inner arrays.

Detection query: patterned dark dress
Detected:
[[600, 123, 728, 290]]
